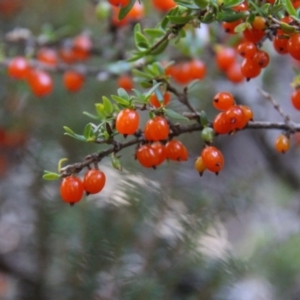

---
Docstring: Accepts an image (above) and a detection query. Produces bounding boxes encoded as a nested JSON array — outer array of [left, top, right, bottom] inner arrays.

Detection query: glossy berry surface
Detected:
[[8, 57, 30, 80], [60, 176, 84, 204], [241, 58, 261, 79], [288, 33, 300, 60], [237, 41, 257, 59], [83, 169, 106, 194], [213, 112, 232, 134], [215, 47, 236, 71], [144, 116, 169, 141], [291, 89, 300, 110], [224, 105, 246, 130], [201, 146, 224, 173], [151, 142, 166, 166], [37, 48, 58, 66], [213, 92, 235, 111], [152, 0, 176, 11], [63, 71, 84, 92], [253, 50, 270, 68], [116, 109, 139, 135], [275, 134, 290, 153], [27, 70, 53, 97], [136, 144, 157, 168], [165, 139, 188, 161], [226, 62, 244, 84], [72, 34, 92, 61], [149, 92, 171, 108], [189, 59, 206, 80]]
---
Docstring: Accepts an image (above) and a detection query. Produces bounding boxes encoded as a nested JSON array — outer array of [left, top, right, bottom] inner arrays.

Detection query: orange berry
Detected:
[[222, 20, 242, 34], [8, 56, 30, 80], [72, 34, 92, 61], [213, 112, 232, 134], [288, 33, 300, 60], [241, 58, 261, 80], [239, 105, 253, 122], [194, 156, 206, 175], [215, 47, 236, 71], [36, 48, 58, 66], [275, 134, 290, 153], [213, 92, 235, 111], [189, 59, 206, 80], [201, 146, 224, 174], [165, 139, 188, 161], [83, 169, 106, 194], [27, 70, 53, 97], [60, 176, 84, 204], [273, 35, 289, 55], [63, 71, 84, 92], [224, 105, 247, 130], [237, 41, 257, 59], [144, 116, 169, 141], [117, 74, 134, 91], [291, 89, 300, 110], [152, 0, 176, 11], [149, 92, 171, 108], [252, 50, 269, 68], [115, 108, 140, 135], [243, 27, 265, 43], [108, 0, 129, 6], [226, 62, 245, 84], [151, 142, 166, 166], [136, 144, 158, 168], [252, 16, 266, 30]]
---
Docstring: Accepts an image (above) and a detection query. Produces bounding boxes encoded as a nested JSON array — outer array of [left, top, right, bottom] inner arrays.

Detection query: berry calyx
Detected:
[[201, 146, 224, 174], [115, 108, 140, 135], [275, 134, 290, 153], [83, 169, 106, 194], [60, 176, 84, 204]]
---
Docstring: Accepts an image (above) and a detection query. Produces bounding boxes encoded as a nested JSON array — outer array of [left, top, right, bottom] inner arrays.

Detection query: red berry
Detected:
[[291, 89, 300, 110], [237, 41, 257, 59], [224, 105, 247, 130], [288, 33, 300, 60], [63, 71, 84, 92], [226, 62, 245, 84], [108, 0, 129, 6], [149, 92, 171, 108], [152, 0, 176, 11], [273, 35, 289, 55], [239, 105, 253, 122], [36, 48, 58, 66], [215, 47, 236, 71], [213, 112, 232, 134], [275, 134, 290, 153], [8, 56, 30, 80], [213, 92, 235, 111], [222, 20, 242, 34], [241, 58, 261, 80], [27, 70, 53, 97], [253, 50, 269, 68], [117, 74, 134, 91], [136, 144, 158, 168], [243, 27, 265, 43], [165, 139, 188, 161], [151, 142, 166, 166], [188, 59, 206, 80], [72, 34, 92, 61], [144, 116, 169, 141], [201, 146, 224, 173], [60, 176, 84, 204], [83, 169, 106, 194], [116, 108, 140, 135]]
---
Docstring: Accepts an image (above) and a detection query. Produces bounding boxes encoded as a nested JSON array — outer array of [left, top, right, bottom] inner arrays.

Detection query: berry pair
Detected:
[[60, 169, 106, 205]]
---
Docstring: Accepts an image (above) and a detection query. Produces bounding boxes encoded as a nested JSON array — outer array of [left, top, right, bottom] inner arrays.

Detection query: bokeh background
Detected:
[[1, 0, 300, 299]]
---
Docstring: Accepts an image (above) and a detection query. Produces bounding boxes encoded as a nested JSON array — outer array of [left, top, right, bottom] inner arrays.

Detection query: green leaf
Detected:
[[223, 0, 243, 8], [194, 0, 209, 8], [164, 108, 189, 121], [63, 126, 76, 135], [83, 123, 93, 139], [132, 69, 153, 79], [167, 15, 195, 24], [83, 111, 101, 120], [175, 1, 199, 9], [200, 111, 208, 127], [64, 132, 87, 142], [145, 82, 162, 97], [118, 0, 135, 20], [102, 96, 114, 115], [144, 28, 165, 38], [43, 171, 61, 180], [234, 22, 249, 33], [217, 11, 247, 22], [117, 88, 130, 100], [282, 0, 297, 17], [111, 153, 122, 171], [95, 103, 107, 119], [135, 32, 150, 50], [111, 95, 130, 106]]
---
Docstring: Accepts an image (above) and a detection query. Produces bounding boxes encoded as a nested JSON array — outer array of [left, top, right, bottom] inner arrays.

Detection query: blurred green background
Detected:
[[1, 0, 300, 299]]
